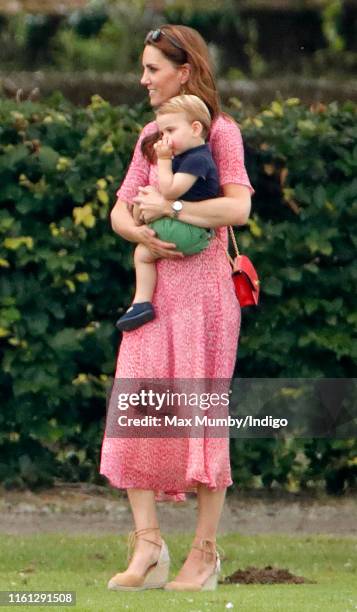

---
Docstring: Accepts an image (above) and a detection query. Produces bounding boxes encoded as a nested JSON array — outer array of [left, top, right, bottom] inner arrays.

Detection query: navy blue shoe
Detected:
[[115, 302, 155, 331]]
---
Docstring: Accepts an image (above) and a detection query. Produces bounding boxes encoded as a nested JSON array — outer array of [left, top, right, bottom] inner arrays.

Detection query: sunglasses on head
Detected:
[[145, 28, 184, 51]]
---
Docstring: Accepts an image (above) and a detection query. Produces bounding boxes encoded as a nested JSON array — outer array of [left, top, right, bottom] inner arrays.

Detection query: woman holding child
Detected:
[[100, 24, 254, 592]]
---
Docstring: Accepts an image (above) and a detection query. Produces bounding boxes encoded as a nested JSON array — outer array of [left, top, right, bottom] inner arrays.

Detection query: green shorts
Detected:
[[149, 218, 213, 255]]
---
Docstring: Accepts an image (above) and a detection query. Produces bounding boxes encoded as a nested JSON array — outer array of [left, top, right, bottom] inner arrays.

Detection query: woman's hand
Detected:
[[133, 185, 171, 224], [132, 186, 184, 258], [135, 224, 184, 259]]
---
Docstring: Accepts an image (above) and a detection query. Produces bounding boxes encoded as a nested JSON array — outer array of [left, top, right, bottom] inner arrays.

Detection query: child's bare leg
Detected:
[[133, 243, 158, 303], [115, 244, 158, 331]]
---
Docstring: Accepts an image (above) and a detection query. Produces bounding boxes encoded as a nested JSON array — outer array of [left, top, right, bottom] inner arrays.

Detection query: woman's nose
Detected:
[[140, 70, 150, 86]]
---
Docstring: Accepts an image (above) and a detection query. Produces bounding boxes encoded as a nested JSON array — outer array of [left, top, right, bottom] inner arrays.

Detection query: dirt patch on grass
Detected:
[[222, 565, 316, 584]]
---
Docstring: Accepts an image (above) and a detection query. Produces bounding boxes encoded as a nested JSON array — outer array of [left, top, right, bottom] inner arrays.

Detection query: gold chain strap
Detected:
[[228, 225, 240, 257], [215, 225, 240, 267]]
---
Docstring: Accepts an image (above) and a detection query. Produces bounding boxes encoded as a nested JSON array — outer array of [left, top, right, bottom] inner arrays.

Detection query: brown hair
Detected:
[[141, 24, 222, 162], [155, 94, 212, 140]]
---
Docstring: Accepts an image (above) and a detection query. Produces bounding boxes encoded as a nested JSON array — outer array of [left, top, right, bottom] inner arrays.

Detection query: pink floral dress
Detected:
[[99, 115, 254, 502]]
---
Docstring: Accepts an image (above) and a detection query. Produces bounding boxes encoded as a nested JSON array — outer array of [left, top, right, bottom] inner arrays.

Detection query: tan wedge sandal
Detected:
[[164, 537, 221, 592], [107, 527, 170, 591]]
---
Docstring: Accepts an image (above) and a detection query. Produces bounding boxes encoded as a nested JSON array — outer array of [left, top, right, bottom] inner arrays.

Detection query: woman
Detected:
[[100, 24, 254, 592]]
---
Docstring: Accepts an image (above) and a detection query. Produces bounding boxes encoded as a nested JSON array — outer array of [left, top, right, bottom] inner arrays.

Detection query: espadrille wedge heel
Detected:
[[164, 537, 221, 592], [107, 527, 170, 591]]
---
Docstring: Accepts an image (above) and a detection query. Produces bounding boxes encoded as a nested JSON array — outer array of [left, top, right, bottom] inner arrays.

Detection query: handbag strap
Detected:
[[215, 226, 240, 267], [228, 225, 240, 257]]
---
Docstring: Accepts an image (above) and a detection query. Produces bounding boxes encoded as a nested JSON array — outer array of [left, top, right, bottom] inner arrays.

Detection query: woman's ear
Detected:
[[180, 63, 191, 85]]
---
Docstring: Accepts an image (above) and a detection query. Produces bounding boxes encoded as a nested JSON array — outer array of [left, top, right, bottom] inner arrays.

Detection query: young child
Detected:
[[116, 95, 219, 332]]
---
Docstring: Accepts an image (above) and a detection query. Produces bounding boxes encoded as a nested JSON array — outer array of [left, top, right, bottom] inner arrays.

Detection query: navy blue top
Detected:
[[172, 144, 220, 201]]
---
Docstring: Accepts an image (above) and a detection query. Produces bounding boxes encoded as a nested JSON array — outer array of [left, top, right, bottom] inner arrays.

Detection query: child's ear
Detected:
[[192, 120, 203, 137]]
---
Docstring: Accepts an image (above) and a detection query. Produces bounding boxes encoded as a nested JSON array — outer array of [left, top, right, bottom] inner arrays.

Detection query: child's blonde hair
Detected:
[[155, 94, 212, 139]]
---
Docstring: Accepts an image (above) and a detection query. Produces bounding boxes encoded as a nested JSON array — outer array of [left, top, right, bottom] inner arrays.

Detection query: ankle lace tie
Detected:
[[127, 527, 162, 562], [191, 537, 225, 563]]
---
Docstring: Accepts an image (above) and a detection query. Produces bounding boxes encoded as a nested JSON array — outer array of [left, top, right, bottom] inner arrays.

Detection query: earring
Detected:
[[180, 85, 186, 95]]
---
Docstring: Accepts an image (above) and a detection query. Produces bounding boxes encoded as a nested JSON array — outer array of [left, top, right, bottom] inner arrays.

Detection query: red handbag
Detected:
[[218, 226, 260, 307]]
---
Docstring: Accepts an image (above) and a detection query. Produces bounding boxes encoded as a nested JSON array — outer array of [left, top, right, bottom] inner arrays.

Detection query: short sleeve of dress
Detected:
[[209, 115, 255, 195], [116, 121, 157, 208]]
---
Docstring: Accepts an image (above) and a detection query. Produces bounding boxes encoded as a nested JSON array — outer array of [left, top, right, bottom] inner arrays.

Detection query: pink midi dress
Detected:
[[99, 114, 254, 502]]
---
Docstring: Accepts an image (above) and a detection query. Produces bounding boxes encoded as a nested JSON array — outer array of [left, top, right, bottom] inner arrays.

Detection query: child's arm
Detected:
[[154, 138, 198, 200]]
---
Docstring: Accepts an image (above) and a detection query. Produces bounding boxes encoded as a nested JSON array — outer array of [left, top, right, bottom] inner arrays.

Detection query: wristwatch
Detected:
[[171, 200, 183, 218]]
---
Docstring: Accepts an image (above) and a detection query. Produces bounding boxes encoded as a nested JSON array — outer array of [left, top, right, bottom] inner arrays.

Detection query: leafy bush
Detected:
[[230, 97, 356, 379], [0, 94, 355, 492], [0, 94, 152, 488]]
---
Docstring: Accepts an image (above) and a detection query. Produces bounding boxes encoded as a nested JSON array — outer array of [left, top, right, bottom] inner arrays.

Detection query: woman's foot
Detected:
[[164, 536, 220, 591], [108, 527, 170, 590], [126, 530, 162, 575]]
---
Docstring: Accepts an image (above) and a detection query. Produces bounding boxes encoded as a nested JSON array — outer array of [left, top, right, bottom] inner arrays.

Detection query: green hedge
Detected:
[[232, 97, 356, 379], [0, 94, 356, 493]]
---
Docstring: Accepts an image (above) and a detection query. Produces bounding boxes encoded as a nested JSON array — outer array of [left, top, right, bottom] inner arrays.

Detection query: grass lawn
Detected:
[[0, 533, 356, 611]]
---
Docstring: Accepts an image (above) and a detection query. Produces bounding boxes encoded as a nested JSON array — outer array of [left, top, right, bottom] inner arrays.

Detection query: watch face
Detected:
[[173, 201, 183, 212]]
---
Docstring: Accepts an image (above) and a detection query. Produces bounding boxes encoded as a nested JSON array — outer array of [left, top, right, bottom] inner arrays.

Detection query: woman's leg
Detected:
[[169, 485, 226, 584], [195, 485, 226, 541], [122, 489, 163, 575]]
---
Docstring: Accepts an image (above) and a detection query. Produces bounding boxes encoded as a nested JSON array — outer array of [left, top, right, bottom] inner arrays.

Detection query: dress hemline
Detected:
[[99, 470, 233, 502]]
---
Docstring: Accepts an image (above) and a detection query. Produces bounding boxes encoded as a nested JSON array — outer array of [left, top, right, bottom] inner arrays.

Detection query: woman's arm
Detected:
[[135, 183, 251, 228], [110, 198, 142, 242], [110, 198, 184, 258], [177, 184, 251, 227]]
